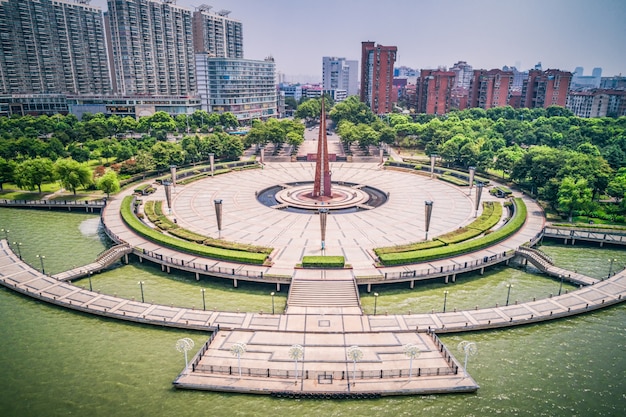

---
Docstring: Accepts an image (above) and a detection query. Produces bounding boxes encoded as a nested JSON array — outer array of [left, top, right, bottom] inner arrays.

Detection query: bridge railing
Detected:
[[372, 250, 515, 282], [0, 199, 106, 207], [192, 364, 457, 380]]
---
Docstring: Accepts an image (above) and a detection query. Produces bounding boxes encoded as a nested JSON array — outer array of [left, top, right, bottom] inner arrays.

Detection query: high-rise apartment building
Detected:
[[571, 67, 602, 90], [195, 55, 276, 121], [468, 69, 514, 109], [106, 0, 195, 96], [322, 57, 358, 98], [416, 69, 455, 115], [450, 61, 473, 89], [0, 0, 110, 95], [522, 69, 572, 109], [567, 89, 626, 118], [360, 41, 397, 114], [192, 6, 243, 58]]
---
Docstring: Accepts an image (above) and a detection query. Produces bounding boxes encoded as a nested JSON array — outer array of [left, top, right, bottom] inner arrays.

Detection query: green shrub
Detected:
[[378, 198, 526, 265], [437, 202, 502, 244], [147, 200, 272, 254], [438, 173, 468, 186], [120, 196, 269, 264], [377, 202, 502, 256], [375, 239, 445, 256], [302, 256, 345, 268]]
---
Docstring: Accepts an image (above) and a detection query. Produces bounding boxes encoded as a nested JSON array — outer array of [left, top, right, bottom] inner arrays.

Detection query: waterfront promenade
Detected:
[[2, 161, 626, 395]]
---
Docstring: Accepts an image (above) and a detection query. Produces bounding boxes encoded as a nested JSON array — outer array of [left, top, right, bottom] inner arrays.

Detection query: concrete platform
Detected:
[[174, 328, 479, 396]]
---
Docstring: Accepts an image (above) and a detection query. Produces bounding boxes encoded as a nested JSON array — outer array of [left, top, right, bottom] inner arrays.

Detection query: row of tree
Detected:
[[0, 156, 119, 197], [289, 96, 626, 218]]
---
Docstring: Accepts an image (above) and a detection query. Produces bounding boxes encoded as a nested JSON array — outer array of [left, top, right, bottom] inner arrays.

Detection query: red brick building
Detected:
[[522, 69, 572, 109], [360, 41, 397, 114], [468, 69, 514, 109], [416, 69, 455, 115]]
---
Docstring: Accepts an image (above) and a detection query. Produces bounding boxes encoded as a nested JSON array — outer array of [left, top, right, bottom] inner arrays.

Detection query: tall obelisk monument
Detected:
[[312, 97, 332, 198]]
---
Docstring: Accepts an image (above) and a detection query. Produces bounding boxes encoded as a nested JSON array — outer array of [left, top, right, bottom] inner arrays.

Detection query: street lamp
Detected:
[[424, 201, 433, 240], [373, 292, 379, 315], [430, 154, 438, 178], [230, 342, 247, 378], [209, 153, 215, 176], [458, 341, 478, 376], [558, 274, 564, 296], [319, 208, 329, 251], [468, 166, 476, 195], [474, 183, 484, 218], [12, 242, 22, 259], [288, 344, 304, 381], [214, 199, 223, 239], [175, 338, 195, 367], [404, 344, 421, 380], [1, 228, 9, 240], [88, 271, 93, 292], [163, 180, 172, 214], [346, 345, 363, 383], [608, 258, 617, 279], [505, 283, 513, 306], [36, 254, 45, 274], [443, 290, 449, 313], [138, 281, 145, 303], [201, 288, 206, 311], [270, 291, 275, 315]]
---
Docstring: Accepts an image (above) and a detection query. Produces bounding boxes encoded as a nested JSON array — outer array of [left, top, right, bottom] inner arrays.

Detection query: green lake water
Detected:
[[0, 208, 624, 416]]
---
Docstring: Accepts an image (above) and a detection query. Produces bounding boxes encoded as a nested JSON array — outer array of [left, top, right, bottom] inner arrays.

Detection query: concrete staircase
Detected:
[[287, 278, 360, 308]]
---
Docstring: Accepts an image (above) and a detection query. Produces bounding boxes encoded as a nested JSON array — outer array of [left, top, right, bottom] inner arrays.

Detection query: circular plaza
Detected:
[[164, 162, 490, 272]]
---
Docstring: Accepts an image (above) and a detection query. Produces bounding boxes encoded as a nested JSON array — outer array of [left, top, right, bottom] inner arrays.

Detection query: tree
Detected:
[[218, 133, 243, 160], [329, 96, 376, 125], [0, 157, 16, 190], [97, 170, 120, 198], [354, 124, 379, 152], [607, 168, 626, 203], [54, 158, 92, 195], [151, 142, 184, 169], [295, 99, 320, 122], [337, 120, 358, 150], [494, 146, 524, 179], [219, 113, 239, 130], [558, 177, 593, 222], [286, 131, 304, 152], [14, 158, 55, 193], [377, 126, 396, 145]]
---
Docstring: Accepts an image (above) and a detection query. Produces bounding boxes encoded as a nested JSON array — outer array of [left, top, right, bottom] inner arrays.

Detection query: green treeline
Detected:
[[0, 110, 245, 194]]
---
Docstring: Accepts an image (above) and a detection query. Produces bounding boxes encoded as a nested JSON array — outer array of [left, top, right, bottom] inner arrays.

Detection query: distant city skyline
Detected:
[[88, 0, 626, 82]]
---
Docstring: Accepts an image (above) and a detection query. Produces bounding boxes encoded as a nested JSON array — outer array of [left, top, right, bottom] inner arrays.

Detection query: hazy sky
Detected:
[[91, 0, 626, 81]]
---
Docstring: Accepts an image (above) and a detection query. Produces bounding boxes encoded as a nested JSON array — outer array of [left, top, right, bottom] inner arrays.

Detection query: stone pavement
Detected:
[[101, 162, 546, 280]]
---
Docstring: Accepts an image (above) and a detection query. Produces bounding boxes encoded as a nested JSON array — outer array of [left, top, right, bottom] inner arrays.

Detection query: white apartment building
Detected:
[[196, 54, 276, 121], [322, 57, 358, 99], [0, 0, 110, 95], [106, 0, 196, 96]]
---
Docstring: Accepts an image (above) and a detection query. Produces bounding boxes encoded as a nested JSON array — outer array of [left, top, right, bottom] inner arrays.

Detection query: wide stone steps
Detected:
[[287, 279, 359, 307]]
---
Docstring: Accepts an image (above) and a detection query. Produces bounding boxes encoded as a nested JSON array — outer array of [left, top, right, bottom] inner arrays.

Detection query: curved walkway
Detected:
[[2, 237, 625, 395], [101, 162, 546, 282], [4, 162, 625, 395]]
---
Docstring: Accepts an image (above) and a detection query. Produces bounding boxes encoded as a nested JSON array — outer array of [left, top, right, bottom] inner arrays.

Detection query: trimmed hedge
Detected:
[[374, 202, 502, 255], [437, 202, 502, 244], [302, 256, 345, 268], [120, 196, 268, 264], [146, 201, 272, 254], [378, 198, 526, 265], [375, 239, 445, 256], [438, 173, 469, 186], [490, 185, 513, 197]]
